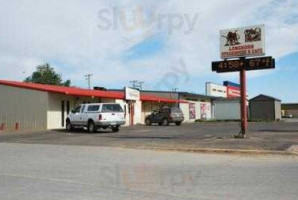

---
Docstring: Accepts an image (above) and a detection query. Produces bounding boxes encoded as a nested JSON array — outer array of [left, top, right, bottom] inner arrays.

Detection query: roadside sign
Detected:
[[212, 56, 275, 73], [220, 24, 265, 59], [213, 24, 275, 136], [125, 87, 140, 101]]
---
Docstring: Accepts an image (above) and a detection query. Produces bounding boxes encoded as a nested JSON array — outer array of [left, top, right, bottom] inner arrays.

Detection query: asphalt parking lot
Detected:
[[1, 122, 298, 152]]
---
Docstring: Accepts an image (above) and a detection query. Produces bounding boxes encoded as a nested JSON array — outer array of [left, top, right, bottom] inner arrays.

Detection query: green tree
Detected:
[[24, 63, 71, 86]]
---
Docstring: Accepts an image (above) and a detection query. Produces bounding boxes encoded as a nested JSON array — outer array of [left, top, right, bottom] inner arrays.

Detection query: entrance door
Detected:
[[61, 101, 65, 127], [129, 102, 134, 125]]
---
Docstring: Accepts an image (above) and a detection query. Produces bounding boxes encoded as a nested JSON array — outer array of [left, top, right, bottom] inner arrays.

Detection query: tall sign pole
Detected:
[[240, 68, 247, 135], [212, 24, 275, 137]]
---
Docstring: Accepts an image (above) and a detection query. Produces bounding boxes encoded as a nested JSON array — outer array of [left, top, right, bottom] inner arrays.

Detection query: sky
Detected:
[[0, 0, 297, 102]]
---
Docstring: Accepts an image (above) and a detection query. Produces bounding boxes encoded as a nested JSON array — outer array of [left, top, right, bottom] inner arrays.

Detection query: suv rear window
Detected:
[[171, 107, 182, 113], [87, 105, 100, 112], [101, 104, 123, 112]]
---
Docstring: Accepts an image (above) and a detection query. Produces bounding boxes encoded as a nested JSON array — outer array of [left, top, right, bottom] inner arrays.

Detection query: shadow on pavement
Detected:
[[257, 129, 298, 133]]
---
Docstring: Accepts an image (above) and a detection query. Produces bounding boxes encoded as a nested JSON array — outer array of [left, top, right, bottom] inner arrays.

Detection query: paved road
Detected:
[[0, 143, 297, 200], [1, 122, 298, 151]]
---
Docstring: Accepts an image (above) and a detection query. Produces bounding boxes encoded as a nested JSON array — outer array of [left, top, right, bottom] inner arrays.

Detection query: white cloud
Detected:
[[0, 0, 297, 91]]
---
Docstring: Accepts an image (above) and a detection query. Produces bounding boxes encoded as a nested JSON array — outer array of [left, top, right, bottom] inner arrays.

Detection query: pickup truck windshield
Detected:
[[102, 104, 123, 112]]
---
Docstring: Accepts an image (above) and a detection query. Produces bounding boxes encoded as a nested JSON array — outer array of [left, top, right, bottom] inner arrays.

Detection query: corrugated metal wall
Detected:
[[250, 101, 275, 120], [274, 101, 281, 120], [214, 100, 240, 120], [0, 85, 48, 130]]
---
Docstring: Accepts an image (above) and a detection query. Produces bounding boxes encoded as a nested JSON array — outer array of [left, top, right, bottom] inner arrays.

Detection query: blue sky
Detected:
[[0, 0, 297, 102]]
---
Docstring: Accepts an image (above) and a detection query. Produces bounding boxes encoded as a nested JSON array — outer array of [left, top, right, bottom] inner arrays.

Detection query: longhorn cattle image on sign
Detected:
[[220, 24, 265, 59], [222, 31, 241, 46]]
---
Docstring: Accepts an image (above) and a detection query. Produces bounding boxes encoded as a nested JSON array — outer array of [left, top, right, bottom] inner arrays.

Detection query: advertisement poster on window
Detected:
[[200, 103, 210, 119], [189, 103, 196, 120]]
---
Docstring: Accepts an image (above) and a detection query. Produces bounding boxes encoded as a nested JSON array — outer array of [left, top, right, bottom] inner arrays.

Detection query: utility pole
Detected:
[[84, 74, 93, 89], [130, 80, 144, 90], [130, 80, 138, 89], [138, 81, 144, 90]]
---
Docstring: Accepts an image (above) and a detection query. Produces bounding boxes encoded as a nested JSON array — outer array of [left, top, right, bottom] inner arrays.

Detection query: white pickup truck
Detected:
[[66, 103, 126, 133]]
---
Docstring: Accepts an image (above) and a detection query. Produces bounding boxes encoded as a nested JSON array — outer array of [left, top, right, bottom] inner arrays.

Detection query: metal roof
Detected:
[[0, 80, 188, 104], [249, 94, 281, 102]]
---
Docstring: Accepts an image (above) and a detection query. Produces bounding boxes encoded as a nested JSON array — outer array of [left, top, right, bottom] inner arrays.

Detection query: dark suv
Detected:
[[145, 107, 184, 126]]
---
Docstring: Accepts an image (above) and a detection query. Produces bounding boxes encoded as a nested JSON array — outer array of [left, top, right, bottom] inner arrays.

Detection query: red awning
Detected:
[[0, 80, 188, 104]]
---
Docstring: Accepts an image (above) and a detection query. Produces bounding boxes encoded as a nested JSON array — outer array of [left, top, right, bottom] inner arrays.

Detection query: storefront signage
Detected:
[[220, 24, 265, 59], [125, 87, 140, 101]]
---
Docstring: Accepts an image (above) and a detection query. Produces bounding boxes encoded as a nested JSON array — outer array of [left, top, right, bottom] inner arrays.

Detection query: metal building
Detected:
[[213, 98, 241, 120], [0, 80, 184, 130], [249, 94, 281, 121]]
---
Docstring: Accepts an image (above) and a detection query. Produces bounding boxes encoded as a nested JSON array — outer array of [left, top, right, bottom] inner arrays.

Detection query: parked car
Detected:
[[145, 107, 184, 126], [66, 103, 126, 133], [284, 113, 293, 118]]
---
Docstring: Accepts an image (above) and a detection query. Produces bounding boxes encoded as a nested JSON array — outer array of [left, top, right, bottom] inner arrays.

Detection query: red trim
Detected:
[[140, 94, 188, 104], [0, 80, 188, 104]]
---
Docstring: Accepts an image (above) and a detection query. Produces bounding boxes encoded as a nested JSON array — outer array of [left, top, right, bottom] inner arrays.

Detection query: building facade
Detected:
[[141, 91, 215, 122], [249, 94, 281, 121], [0, 80, 185, 130]]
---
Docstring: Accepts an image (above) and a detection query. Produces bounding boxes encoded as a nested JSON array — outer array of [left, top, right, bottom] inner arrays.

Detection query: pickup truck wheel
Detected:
[[111, 126, 120, 132], [88, 121, 97, 133], [162, 118, 169, 126], [145, 119, 151, 126], [66, 120, 73, 131]]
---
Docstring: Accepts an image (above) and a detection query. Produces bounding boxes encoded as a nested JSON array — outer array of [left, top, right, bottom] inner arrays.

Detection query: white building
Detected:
[[205, 82, 227, 98]]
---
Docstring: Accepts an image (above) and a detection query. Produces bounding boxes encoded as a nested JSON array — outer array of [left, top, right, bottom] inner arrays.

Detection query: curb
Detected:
[[124, 146, 298, 156]]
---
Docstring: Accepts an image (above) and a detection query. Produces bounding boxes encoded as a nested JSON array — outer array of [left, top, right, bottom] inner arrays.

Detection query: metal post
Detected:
[[240, 69, 247, 136]]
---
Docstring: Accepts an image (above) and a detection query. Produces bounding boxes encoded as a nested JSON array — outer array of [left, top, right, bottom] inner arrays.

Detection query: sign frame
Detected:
[[220, 24, 265, 59], [125, 87, 140, 101]]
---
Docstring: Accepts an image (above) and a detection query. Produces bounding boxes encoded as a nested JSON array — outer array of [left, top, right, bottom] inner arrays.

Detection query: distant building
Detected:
[[206, 81, 247, 99], [223, 81, 241, 98], [281, 103, 298, 118], [249, 94, 281, 121], [205, 82, 227, 98]]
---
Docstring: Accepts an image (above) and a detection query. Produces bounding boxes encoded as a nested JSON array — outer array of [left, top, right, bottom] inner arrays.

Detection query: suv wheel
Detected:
[[162, 118, 169, 126], [111, 126, 120, 132], [66, 120, 73, 131], [88, 121, 97, 133], [175, 122, 182, 126], [145, 119, 151, 126]]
